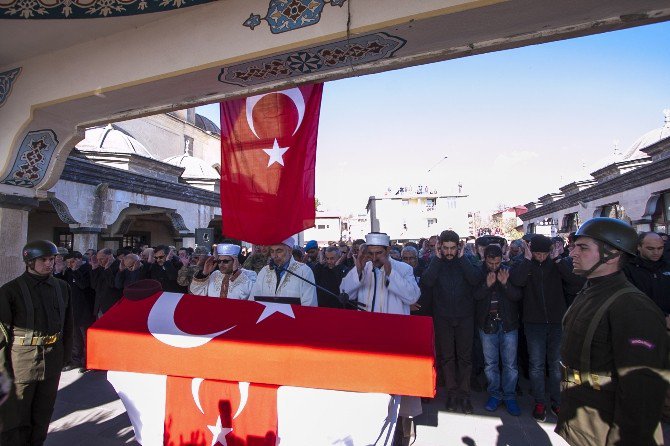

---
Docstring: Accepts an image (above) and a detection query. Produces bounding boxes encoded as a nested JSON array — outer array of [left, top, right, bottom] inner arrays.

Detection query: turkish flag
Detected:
[[88, 293, 435, 397], [165, 377, 278, 446], [219, 84, 323, 245]]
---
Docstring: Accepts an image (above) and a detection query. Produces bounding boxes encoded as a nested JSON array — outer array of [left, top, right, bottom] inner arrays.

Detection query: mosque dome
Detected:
[[623, 108, 670, 159], [76, 124, 154, 159], [163, 153, 220, 180], [194, 113, 221, 135]]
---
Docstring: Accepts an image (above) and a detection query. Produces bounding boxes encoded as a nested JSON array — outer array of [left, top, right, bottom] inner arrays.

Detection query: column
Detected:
[[0, 194, 38, 286]]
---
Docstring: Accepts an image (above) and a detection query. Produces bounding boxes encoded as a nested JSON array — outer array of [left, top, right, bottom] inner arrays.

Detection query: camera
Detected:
[[483, 313, 500, 334]]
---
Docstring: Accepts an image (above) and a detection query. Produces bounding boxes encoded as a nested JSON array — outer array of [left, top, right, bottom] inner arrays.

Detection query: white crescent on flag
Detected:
[[148, 292, 236, 348], [245, 88, 305, 139]]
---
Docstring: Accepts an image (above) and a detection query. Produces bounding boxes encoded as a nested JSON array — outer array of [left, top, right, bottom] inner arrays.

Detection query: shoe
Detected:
[[461, 398, 474, 414], [484, 396, 501, 412], [446, 396, 458, 412], [532, 403, 547, 422], [550, 404, 560, 417], [61, 364, 77, 372], [505, 399, 521, 416], [79, 367, 90, 374]]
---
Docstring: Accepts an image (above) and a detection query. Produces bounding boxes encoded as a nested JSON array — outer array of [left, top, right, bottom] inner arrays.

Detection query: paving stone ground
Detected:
[[46, 370, 668, 446]]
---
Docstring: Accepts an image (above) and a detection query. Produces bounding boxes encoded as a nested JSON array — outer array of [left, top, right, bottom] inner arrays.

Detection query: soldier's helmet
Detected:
[[22, 240, 58, 262], [574, 217, 637, 255]]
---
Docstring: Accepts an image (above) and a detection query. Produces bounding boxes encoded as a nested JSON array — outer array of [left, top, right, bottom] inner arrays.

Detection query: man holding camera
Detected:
[[474, 244, 522, 416], [190, 244, 256, 299]]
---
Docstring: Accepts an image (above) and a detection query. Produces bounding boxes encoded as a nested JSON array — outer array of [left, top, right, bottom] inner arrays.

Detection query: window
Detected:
[[561, 212, 580, 233], [652, 192, 670, 234], [123, 232, 150, 250], [599, 203, 631, 224], [53, 228, 73, 250]]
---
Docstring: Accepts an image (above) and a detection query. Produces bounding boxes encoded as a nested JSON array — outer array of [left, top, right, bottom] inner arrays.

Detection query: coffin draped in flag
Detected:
[[219, 84, 323, 245], [90, 293, 434, 445]]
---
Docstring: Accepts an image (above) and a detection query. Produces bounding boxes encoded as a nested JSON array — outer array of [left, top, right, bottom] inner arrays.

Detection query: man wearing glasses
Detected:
[[189, 244, 256, 299], [147, 245, 182, 293]]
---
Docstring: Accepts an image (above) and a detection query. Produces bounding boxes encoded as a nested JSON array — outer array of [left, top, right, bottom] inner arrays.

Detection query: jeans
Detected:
[[479, 326, 518, 401], [525, 322, 562, 405]]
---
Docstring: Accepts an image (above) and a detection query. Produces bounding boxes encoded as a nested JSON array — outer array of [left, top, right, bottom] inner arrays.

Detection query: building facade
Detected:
[[366, 185, 469, 241], [28, 110, 224, 253], [521, 110, 670, 236]]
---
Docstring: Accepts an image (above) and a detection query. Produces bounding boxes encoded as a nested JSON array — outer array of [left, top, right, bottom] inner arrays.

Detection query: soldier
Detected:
[[0, 240, 74, 445], [556, 218, 668, 446]]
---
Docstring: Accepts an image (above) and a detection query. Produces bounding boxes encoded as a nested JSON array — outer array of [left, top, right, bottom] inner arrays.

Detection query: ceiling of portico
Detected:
[[0, 10, 184, 66]]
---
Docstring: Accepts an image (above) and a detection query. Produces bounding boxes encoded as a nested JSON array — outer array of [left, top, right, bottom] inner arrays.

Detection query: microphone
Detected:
[[272, 260, 366, 311]]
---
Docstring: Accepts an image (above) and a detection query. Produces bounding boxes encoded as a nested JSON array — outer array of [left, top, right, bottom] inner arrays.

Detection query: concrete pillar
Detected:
[[0, 194, 39, 286], [71, 228, 102, 253]]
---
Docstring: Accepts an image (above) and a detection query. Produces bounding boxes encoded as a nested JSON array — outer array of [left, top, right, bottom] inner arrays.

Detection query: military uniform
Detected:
[[556, 271, 667, 446], [0, 271, 74, 445]]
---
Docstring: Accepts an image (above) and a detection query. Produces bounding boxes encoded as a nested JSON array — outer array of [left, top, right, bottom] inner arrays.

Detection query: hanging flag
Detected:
[[219, 84, 324, 245]]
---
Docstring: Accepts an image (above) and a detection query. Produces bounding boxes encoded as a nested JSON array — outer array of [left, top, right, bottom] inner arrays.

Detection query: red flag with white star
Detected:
[[219, 84, 323, 245], [164, 377, 278, 446]]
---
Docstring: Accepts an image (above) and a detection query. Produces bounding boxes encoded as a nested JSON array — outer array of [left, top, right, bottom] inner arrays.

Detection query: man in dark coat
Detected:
[[421, 230, 483, 414], [59, 252, 95, 372], [474, 244, 523, 416], [624, 232, 670, 315], [90, 248, 122, 316], [556, 218, 668, 446], [313, 246, 348, 308], [510, 234, 585, 421], [0, 240, 74, 445], [147, 245, 183, 292]]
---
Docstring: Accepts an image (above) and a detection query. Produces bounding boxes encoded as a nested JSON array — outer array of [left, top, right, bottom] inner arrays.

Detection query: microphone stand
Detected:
[[273, 263, 366, 311]]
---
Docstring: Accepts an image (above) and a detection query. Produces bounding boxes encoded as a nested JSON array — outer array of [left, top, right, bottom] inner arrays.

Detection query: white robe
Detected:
[[340, 258, 422, 417], [189, 269, 256, 300], [340, 258, 420, 315], [250, 258, 317, 307]]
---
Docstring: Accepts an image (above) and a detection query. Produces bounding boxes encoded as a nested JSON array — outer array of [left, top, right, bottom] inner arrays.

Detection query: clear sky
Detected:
[[197, 21, 670, 216]]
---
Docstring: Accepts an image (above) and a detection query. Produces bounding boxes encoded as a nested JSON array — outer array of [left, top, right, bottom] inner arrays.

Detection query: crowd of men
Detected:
[[0, 218, 669, 445]]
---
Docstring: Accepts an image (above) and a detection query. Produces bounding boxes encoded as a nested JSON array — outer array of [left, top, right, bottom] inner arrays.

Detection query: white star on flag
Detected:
[[207, 415, 233, 446], [256, 301, 295, 324], [262, 139, 289, 167]]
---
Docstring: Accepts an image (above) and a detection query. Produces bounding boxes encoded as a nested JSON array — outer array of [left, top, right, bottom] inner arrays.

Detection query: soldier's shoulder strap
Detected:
[[16, 275, 35, 345], [580, 285, 640, 387]]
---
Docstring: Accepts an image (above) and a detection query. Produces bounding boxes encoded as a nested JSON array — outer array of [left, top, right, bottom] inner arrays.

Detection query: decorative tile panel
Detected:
[[218, 32, 406, 87], [244, 0, 346, 34], [0, 67, 21, 108], [1, 130, 59, 188], [0, 0, 216, 19]]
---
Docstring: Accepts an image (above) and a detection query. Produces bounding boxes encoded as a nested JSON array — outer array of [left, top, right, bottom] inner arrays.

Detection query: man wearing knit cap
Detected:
[[509, 234, 584, 421], [190, 244, 256, 299], [249, 236, 317, 306]]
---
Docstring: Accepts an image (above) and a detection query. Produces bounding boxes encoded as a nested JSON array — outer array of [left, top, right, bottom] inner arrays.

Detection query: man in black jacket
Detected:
[[313, 246, 348, 308], [510, 234, 585, 421], [474, 244, 523, 416], [147, 245, 183, 293], [58, 252, 95, 372], [421, 230, 483, 414], [90, 248, 122, 317], [624, 232, 670, 316]]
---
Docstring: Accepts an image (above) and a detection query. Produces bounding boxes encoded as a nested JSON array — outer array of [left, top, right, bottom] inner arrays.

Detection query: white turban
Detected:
[[365, 232, 390, 246], [281, 236, 296, 248], [216, 244, 241, 257]]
